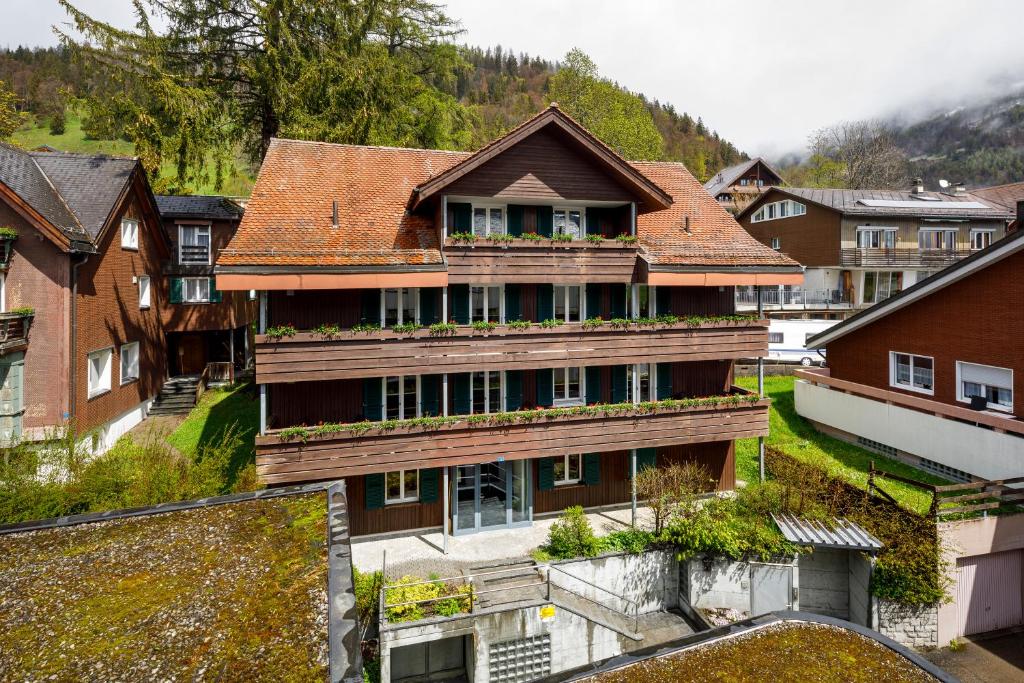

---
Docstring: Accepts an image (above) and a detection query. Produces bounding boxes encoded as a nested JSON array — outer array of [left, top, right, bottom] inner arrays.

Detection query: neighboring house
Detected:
[[216, 105, 801, 538], [155, 195, 254, 380], [0, 143, 169, 449], [735, 181, 1012, 319], [970, 180, 1024, 232], [795, 228, 1024, 483], [703, 157, 786, 214]]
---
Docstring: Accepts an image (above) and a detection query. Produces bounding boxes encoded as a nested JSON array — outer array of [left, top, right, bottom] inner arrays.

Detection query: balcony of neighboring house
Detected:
[[254, 318, 768, 384], [254, 387, 769, 485], [735, 287, 852, 312], [0, 310, 33, 355], [839, 247, 966, 269]]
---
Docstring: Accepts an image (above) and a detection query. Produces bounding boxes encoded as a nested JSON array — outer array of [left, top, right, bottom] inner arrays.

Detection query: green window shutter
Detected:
[[628, 448, 658, 480], [505, 284, 521, 322], [449, 202, 472, 232], [361, 289, 381, 325], [536, 283, 554, 321], [611, 365, 628, 404], [419, 468, 440, 503], [421, 374, 440, 416], [505, 370, 523, 411], [365, 473, 385, 510], [507, 205, 525, 237], [538, 457, 555, 491], [536, 368, 554, 408], [585, 208, 603, 236], [362, 378, 383, 421], [655, 286, 672, 316], [657, 363, 673, 400], [450, 284, 469, 324], [420, 288, 439, 325], [169, 277, 183, 304], [585, 366, 602, 405], [453, 372, 471, 415], [209, 278, 223, 303], [536, 206, 554, 237], [585, 284, 602, 320], [610, 283, 627, 319], [583, 453, 601, 485]]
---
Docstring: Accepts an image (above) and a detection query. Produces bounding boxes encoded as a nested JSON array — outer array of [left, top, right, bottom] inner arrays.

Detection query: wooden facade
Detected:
[[444, 241, 639, 284]]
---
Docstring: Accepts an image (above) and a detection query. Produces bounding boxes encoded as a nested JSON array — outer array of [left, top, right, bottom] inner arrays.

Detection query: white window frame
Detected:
[[119, 341, 140, 385], [862, 271, 901, 304], [87, 347, 113, 398], [751, 199, 806, 223], [381, 287, 420, 326], [385, 468, 420, 504], [770, 237, 781, 250], [553, 206, 586, 239], [138, 275, 151, 309], [120, 218, 139, 250], [178, 223, 212, 265], [553, 285, 584, 322], [471, 203, 506, 237], [856, 226, 898, 249], [969, 229, 995, 251], [917, 227, 958, 251], [553, 453, 582, 486], [469, 284, 504, 324], [383, 375, 421, 420], [470, 370, 504, 414], [956, 361, 1013, 413], [629, 363, 657, 404], [182, 277, 211, 303], [552, 367, 584, 407], [889, 351, 934, 395]]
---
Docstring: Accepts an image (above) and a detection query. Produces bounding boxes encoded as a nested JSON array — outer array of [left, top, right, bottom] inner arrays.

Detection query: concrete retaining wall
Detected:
[[799, 548, 850, 620], [849, 552, 872, 628], [684, 555, 753, 614], [552, 550, 678, 614]]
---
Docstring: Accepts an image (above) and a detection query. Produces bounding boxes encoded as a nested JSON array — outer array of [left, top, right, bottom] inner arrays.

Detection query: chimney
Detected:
[[684, 215, 691, 234], [912, 178, 924, 194], [332, 200, 339, 229]]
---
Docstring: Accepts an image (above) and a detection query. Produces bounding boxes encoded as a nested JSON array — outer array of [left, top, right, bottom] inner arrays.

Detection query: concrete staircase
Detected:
[[467, 560, 548, 610], [149, 376, 200, 416]]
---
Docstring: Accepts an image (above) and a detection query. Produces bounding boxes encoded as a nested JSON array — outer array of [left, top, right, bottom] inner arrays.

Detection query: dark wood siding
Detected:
[[445, 243, 638, 285], [671, 360, 734, 398], [269, 290, 365, 328], [268, 379, 364, 429], [662, 286, 736, 316], [347, 474, 444, 536], [739, 189, 842, 267]]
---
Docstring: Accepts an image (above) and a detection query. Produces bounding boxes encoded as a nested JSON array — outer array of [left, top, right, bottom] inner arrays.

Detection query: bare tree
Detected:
[[809, 120, 908, 189], [635, 462, 713, 535]]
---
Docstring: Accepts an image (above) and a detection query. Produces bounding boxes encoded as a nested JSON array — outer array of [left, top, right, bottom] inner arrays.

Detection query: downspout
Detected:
[[68, 252, 90, 429]]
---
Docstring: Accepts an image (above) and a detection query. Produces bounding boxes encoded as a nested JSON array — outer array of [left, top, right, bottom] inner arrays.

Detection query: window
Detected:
[[471, 371, 503, 414], [770, 237, 781, 250], [384, 375, 419, 420], [856, 227, 897, 249], [890, 352, 934, 394], [627, 284, 652, 319], [87, 348, 112, 398], [470, 285, 503, 323], [385, 469, 419, 504], [553, 367, 583, 406], [553, 454, 582, 486], [918, 228, 958, 250], [120, 342, 139, 385], [183, 277, 211, 303], [970, 229, 995, 250], [626, 363, 655, 403], [768, 332, 784, 344], [751, 199, 806, 223], [178, 224, 211, 264], [739, 178, 749, 186], [554, 285, 582, 322], [138, 275, 151, 309], [553, 208, 583, 239], [120, 218, 139, 250], [472, 205, 505, 237], [957, 361, 1013, 412], [382, 288, 419, 326], [863, 271, 900, 304]]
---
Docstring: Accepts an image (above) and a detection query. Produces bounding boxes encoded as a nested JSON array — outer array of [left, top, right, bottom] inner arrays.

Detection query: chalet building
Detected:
[[795, 228, 1024, 483], [703, 157, 785, 215], [735, 182, 1012, 319], [155, 195, 254, 383], [0, 143, 169, 449], [216, 105, 801, 538]]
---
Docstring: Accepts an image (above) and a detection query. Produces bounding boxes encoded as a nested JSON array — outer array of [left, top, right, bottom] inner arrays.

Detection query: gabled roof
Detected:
[[0, 142, 84, 238], [703, 157, 785, 198], [970, 181, 1024, 213], [157, 195, 244, 221], [741, 186, 1011, 221], [808, 228, 1024, 348], [410, 105, 674, 211]]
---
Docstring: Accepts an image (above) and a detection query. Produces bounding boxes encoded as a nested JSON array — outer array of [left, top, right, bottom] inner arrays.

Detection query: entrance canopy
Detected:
[[771, 513, 883, 553]]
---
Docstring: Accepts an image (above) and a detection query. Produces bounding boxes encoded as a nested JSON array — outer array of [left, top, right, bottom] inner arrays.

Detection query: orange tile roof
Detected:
[[633, 161, 799, 268]]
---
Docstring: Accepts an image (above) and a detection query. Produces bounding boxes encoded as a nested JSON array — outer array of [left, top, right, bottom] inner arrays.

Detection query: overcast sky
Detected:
[[6, 0, 1024, 156]]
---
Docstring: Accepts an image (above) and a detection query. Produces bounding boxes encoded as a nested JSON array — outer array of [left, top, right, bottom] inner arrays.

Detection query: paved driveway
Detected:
[[923, 631, 1024, 683]]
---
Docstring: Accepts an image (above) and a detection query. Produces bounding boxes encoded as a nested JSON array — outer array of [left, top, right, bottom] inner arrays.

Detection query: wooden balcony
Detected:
[[255, 392, 770, 484], [255, 319, 768, 384], [0, 311, 32, 355], [839, 248, 966, 268], [443, 237, 639, 284]]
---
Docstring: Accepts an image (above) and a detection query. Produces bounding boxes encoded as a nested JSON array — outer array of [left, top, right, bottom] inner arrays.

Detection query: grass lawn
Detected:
[[735, 375, 948, 515], [167, 382, 260, 491]]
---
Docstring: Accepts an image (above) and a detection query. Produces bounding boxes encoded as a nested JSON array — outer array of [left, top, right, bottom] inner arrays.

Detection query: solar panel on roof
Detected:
[[856, 199, 992, 209]]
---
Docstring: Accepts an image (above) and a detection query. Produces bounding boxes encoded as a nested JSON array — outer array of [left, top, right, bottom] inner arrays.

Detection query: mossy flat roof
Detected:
[[581, 622, 937, 683], [0, 493, 328, 682]]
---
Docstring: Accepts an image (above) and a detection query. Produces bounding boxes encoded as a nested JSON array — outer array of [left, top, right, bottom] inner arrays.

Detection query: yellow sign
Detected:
[[539, 605, 556, 620]]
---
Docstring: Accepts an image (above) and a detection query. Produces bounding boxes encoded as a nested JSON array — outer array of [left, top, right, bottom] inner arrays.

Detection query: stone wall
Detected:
[[875, 600, 939, 649]]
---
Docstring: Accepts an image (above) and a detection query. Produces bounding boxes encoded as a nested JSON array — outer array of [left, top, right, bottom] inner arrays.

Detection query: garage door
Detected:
[[956, 550, 1024, 637]]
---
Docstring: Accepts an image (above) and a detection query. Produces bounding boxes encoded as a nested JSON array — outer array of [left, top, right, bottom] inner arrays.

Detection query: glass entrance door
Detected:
[[451, 459, 532, 534]]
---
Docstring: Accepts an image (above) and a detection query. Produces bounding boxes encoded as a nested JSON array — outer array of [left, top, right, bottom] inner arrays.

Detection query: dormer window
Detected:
[[553, 208, 583, 239], [751, 199, 806, 223], [472, 205, 505, 237]]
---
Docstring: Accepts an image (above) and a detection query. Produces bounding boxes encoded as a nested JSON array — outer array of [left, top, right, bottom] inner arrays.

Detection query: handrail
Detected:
[[547, 564, 639, 610], [547, 565, 640, 633]]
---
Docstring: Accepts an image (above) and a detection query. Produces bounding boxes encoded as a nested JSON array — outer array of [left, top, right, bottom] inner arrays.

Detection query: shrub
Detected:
[[584, 233, 604, 244], [264, 324, 297, 339], [391, 322, 421, 335], [313, 323, 342, 339], [350, 322, 383, 333], [581, 317, 604, 330], [488, 233, 514, 244], [0, 226, 18, 240], [449, 231, 476, 244], [545, 505, 601, 559], [49, 108, 66, 135], [428, 322, 458, 336], [635, 461, 713, 535], [609, 317, 630, 328], [603, 527, 656, 554], [538, 318, 565, 328], [550, 232, 573, 242], [353, 567, 383, 628], [383, 575, 472, 623], [471, 320, 497, 333], [9, 306, 34, 316], [521, 232, 544, 241], [506, 319, 531, 330], [615, 234, 639, 245]]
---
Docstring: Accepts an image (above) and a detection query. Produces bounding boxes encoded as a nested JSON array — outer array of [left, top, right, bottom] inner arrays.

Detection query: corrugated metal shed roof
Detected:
[[771, 513, 883, 552]]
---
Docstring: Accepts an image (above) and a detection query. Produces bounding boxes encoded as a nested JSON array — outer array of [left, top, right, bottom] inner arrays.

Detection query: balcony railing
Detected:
[[0, 311, 32, 355], [839, 248, 966, 268], [736, 288, 851, 309], [179, 244, 211, 265], [255, 390, 770, 484], [443, 237, 638, 284], [255, 318, 768, 384]]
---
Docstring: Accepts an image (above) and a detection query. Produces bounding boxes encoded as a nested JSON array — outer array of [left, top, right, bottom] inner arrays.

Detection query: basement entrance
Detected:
[[451, 460, 531, 534]]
